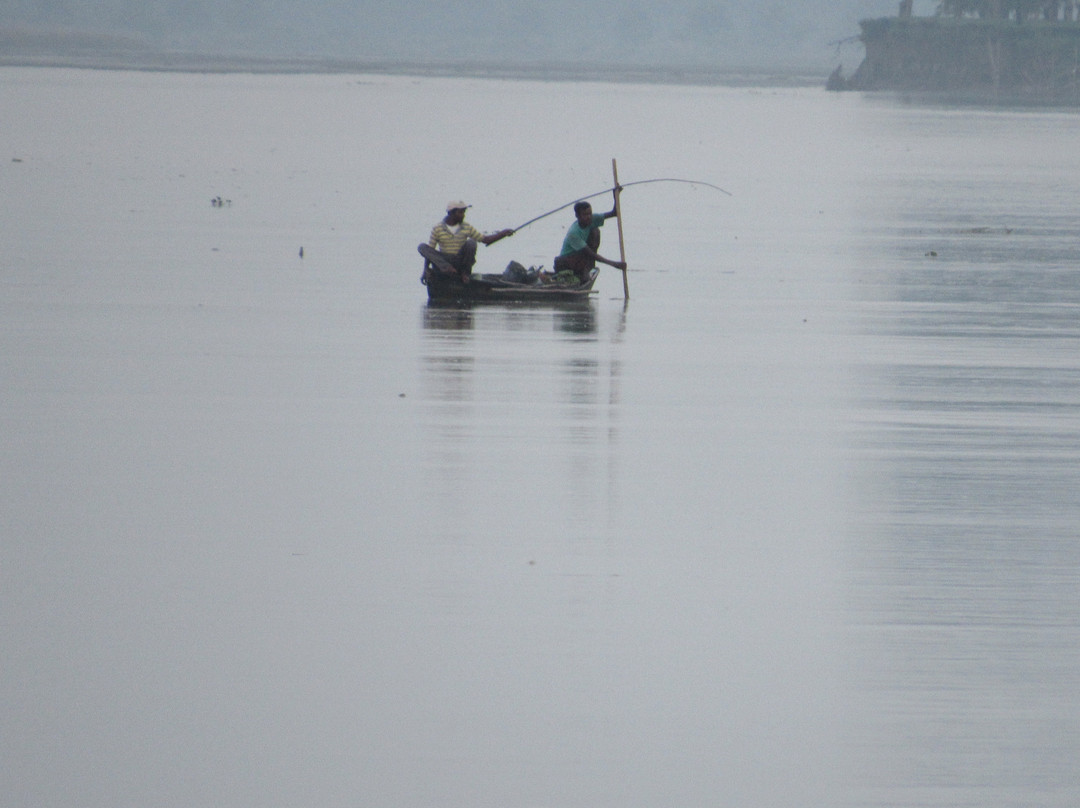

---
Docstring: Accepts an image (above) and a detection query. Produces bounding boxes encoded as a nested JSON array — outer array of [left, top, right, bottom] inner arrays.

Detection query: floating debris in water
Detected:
[[211, 196, 232, 208], [948, 226, 1012, 235]]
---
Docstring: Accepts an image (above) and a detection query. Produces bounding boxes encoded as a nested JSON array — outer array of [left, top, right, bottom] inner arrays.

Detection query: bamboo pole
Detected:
[[612, 158, 629, 300]]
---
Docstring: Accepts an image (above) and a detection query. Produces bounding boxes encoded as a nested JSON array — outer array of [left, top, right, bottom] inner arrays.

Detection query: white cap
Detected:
[[446, 200, 470, 212]]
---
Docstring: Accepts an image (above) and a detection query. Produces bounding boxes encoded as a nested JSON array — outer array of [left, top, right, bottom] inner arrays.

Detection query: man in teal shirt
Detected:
[[553, 192, 626, 283]]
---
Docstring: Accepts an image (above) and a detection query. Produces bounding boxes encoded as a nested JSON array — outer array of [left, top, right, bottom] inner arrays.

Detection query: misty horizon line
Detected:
[[0, 25, 857, 84], [0, 1, 889, 75]]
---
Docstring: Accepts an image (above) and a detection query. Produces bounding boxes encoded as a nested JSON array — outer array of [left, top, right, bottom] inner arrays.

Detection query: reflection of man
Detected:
[[552, 193, 626, 283], [418, 201, 513, 284]]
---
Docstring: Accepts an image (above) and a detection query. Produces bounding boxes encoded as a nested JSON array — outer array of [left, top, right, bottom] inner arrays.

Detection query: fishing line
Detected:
[[512, 177, 732, 232]]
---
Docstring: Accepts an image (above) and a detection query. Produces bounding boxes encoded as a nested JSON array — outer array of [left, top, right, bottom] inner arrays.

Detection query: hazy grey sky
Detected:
[[0, 1, 904, 70]]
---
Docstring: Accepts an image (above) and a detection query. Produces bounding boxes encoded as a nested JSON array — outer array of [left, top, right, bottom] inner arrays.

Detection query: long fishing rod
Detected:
[[512, 177, 732, 232]]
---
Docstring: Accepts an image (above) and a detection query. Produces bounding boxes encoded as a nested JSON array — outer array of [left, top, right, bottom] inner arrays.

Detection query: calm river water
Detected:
[[2, 68, 1079, 808]]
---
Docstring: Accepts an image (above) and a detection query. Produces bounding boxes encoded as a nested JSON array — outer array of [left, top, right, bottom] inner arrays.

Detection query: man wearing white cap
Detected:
[[418, 201, 514, 284]]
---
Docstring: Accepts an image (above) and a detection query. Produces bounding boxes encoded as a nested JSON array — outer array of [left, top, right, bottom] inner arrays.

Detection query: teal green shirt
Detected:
[[559, 212, 607, 256]]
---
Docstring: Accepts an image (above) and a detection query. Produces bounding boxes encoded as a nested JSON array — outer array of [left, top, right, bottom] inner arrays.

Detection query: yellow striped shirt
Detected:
[[428, 221, 484, 256]]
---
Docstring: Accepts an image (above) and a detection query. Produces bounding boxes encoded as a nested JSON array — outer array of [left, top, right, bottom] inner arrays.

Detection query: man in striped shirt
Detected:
[[418, 201, 514, 284]]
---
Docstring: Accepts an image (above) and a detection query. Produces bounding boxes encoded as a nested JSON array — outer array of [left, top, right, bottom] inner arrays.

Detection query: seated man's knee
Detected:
[[456, 239, 478, 270]]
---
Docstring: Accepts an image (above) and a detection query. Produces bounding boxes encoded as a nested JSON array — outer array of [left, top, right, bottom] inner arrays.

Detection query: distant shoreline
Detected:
[[0, 50, 826, 88], [832, 15, 1080, 106]]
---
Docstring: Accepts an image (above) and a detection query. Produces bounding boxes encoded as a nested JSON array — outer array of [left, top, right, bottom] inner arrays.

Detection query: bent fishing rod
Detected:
[[511, 177, 732, 233]]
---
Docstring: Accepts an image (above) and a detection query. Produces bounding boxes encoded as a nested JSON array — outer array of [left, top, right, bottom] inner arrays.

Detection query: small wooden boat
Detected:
[[423, 266, 599, 303]]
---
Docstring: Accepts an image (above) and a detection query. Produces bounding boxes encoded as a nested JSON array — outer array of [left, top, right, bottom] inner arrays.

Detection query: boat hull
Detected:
[[424, 269, 598, 303]]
